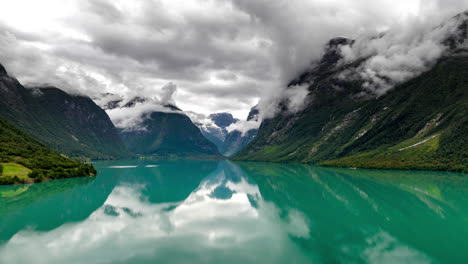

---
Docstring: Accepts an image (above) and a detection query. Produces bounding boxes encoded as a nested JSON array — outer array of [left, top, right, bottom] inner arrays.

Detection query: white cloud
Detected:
[[0, 166, 312, 264], [339, 11, 468, 96], [226, 120, 261, 136], [159, 82, 177, 105], [0, 0, 466, 120], [106, 97, 183, 132], [283, 84, 310, 114]]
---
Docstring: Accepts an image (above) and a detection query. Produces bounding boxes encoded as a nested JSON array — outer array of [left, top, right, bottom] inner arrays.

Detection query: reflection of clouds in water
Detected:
[[0, 164, 436, 264], [338, 230, 434, 264], [0, 171, 311, 264], [361, 231, 433, 264]]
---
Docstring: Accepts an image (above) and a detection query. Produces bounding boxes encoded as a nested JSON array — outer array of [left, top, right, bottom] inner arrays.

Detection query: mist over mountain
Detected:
[[101, 95, 221, 157], [0, 2, 466, 167], [2, 0, 466, 121], [235, 11, 468, 172], [193, 106, 259, 156], [1, 3, 468, 264], [195, 113, 238, 152]]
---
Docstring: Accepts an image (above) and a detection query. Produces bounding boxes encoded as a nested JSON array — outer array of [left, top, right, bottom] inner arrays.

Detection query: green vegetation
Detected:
[[120, 112, 221, 157], [1, 163, 32, 180], [0, 70, 128, 159], [235, 57, 468, 173], [0, 117, 96, 185]]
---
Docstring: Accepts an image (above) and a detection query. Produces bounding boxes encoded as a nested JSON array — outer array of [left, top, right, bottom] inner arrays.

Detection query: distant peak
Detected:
[[209, 113, 238, 128], [209, 112, 234, 119], [122, 97, 146, 108]]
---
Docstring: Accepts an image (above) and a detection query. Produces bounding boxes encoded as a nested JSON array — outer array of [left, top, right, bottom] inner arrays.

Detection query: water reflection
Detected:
[[0, 160, 467, 263], [239, 162, 468, 263]]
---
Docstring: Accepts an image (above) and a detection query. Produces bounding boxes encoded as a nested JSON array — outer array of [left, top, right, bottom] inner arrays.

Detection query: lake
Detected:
[[0, 160, 467, 264]]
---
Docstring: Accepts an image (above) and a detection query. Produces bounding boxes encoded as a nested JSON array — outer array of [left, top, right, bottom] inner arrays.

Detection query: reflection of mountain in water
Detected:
[[0, 161, 312, 264], [1, 161, 467, 264], [0, 177, 98, 242], [0, 159, 218, 243], [238, 162, 468, 264]]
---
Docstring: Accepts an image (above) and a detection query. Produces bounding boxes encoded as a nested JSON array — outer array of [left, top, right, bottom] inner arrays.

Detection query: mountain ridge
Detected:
[[0, 116, 95, 184], [0, 65, 128, 159], [197, 107, 259, 156], [110, 98, 222, 157], [234, 12, 468, 173]]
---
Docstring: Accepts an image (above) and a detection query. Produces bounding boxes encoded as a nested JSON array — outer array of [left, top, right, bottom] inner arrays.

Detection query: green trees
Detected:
[[0, 117, 97, 185], [0, 164, 3, 175]]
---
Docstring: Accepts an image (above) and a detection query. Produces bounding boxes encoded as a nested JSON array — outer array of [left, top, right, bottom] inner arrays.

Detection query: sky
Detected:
[[0, 0, 467, 120]]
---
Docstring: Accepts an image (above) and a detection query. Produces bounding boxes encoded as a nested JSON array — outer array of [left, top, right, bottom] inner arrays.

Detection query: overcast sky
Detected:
[[0, 0, 467, 119]]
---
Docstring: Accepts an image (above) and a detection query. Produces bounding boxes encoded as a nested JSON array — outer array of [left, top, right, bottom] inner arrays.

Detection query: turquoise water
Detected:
[[0, 160, 467, 264]]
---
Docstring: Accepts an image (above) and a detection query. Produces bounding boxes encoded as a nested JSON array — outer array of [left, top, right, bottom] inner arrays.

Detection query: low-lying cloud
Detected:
[[107, 101, 183, 132], [339, 11, 468, 96], [104, 83, 183, 132], [226, 120, 261, 136]]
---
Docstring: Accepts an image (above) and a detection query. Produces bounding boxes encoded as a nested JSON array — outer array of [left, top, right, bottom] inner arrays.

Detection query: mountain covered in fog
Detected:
[[0, 65, 127, 159], [235, 12, 468, 173], [105, 97, 221, 157], [198, 113, 238, 152]]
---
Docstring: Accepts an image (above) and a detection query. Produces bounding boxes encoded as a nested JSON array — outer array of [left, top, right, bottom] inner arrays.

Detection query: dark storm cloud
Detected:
[[72, 0, 268, 78], [0, 0, 467, 123]]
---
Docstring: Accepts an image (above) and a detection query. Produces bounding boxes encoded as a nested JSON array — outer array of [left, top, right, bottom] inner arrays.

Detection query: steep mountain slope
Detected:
[[0, 117, 95, 185], [223, 129, 258, 157], [235, 14, 468, 172], [0, 65, 127, 159], [199, 113, 238, 152], [118, 103, 221, 157], [197, 108, 259, 156], [222, 107, 259, 156]]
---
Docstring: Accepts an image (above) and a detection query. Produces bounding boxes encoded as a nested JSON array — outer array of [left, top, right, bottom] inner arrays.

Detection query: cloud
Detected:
[[186, 111, 223, 135], [338, 11, 468, 96], [216, 71, 238, 81], [283, 84, 310, 114], [0, 165, 312, 264], [227, 0, 468, 120], [106, 88, 184, 132], [226, 120, 261, 136], [160, 82, 177, 105], [0, 0, 466, 120]]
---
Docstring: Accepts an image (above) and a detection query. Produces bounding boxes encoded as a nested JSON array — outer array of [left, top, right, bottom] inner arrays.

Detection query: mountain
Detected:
[[0, 117, 95, 185], [221, 107, 259, 156], [210, 113, 240, 128], [198, 113, 238, 153], [117, 101, 221, 157], [234, 13, 468, 173], [0, 65, 127, 159], [197, 108, 258, 156]]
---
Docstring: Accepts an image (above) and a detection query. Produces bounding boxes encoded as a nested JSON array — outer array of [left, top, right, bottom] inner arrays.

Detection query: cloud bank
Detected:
[[0, 0, 466, 121], [338, 11, 468, 96], [104, 83, 183, 132]]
